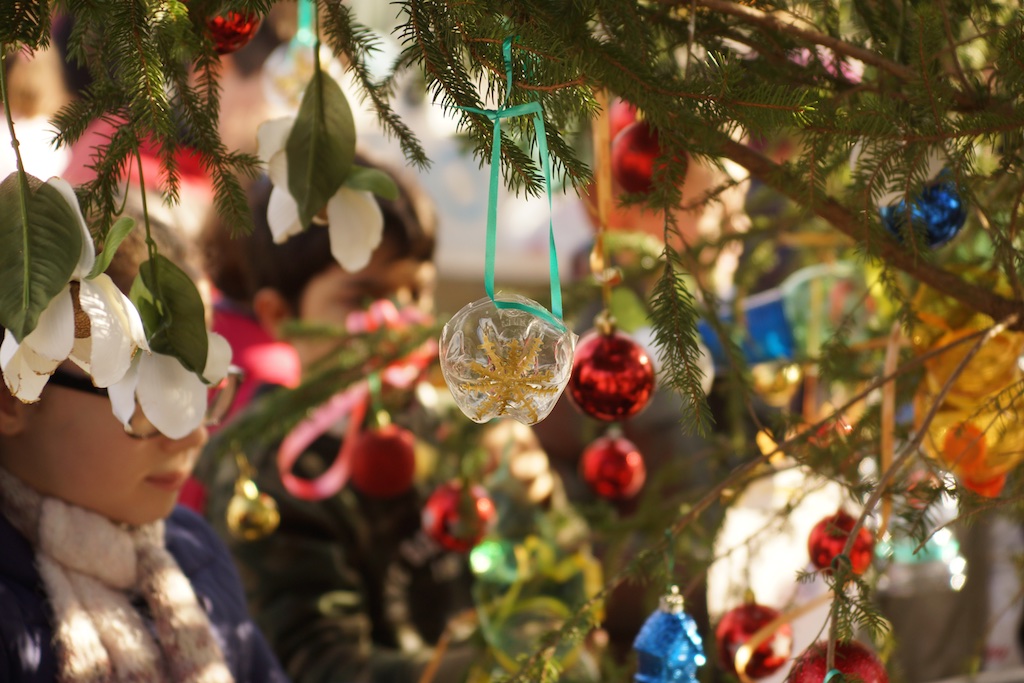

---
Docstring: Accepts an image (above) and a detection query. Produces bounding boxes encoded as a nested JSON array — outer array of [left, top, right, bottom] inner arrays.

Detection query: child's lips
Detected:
[[145, 471, 190, 491]]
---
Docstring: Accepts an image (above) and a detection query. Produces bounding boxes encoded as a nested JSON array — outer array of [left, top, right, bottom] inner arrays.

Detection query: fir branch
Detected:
[[717, 137, 1024, 328], [650, 236, 715, 436], [826, 311, 1019, 669], [321, 1, 430, 169]]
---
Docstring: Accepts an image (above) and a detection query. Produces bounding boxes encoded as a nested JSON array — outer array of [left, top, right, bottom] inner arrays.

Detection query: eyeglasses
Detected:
[[47, 365, 244, 439]]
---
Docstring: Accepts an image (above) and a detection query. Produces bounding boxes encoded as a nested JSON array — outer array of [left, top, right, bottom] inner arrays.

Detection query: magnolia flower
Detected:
[[107, 332, 232, 439], [1, 178, 148, 402], [257, 116, 383, 272]]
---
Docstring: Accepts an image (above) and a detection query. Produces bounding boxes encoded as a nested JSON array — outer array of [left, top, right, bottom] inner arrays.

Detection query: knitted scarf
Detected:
[[0, 467, 234, 683]]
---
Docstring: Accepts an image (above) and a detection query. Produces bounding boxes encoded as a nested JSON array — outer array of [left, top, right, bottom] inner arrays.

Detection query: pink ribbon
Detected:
[[276, 301, 435, 501]]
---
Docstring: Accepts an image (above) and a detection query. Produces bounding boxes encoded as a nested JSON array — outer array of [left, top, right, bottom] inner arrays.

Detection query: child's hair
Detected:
[[201, 154, 436, 312], [105, 196, 204, 293]]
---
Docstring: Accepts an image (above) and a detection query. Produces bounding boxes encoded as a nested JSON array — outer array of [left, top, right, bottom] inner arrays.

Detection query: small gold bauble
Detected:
[[750, 361, 803, 408], [226, 479, 280, 541]]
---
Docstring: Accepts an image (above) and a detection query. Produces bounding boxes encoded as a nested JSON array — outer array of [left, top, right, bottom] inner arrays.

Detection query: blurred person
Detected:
[[195, 163, 490, 683]]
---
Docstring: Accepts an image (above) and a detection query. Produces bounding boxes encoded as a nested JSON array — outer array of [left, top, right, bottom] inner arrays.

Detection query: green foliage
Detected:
[[86, 216, 135, 279], [650, 238, 715, 436], [286, 69, 356, 227], [130, 254, 209, 375], [0, 174, 83, 340], [7, 0, 1024, 679], [344, 165, 399, 200]]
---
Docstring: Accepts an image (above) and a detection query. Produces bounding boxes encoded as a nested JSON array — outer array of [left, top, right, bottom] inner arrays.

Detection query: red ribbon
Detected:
[[277, 301, 436, 500]]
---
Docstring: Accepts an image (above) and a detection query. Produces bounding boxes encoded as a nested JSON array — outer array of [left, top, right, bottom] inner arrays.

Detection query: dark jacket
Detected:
[[0, 505, 290, 683], [201, 422, 479, 683]]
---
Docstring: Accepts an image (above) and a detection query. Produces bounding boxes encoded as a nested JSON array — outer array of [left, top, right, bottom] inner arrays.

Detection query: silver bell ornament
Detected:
[[632, 585, 706, 683], [439, 294, 577, 425]]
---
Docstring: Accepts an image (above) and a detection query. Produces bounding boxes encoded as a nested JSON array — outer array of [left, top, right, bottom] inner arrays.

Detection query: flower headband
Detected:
[[0, 174, 230, 439]]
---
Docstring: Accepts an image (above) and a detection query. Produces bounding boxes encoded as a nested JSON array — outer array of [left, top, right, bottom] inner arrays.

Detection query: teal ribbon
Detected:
[[459, 36, 564, 331], [294, 0, 315, 47], [823, 669, 842, 683]]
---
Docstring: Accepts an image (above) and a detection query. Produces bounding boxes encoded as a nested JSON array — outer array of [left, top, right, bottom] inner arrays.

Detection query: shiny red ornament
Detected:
[[611, 120, 664, 193], [609, 98, 639, 139], [568, 330, 655, 422], [207, 10, 261, 54], [789, 640, 888, 683], [421, 481, 496, 553], [579, 435, 646, 500], [715, 602, 792, 679], [807, 510, 875, 575], [350, 423, 417, 498]]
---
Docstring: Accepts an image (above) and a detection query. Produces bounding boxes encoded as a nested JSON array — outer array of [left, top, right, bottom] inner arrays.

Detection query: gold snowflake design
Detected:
[[460, 327, 559, 423]]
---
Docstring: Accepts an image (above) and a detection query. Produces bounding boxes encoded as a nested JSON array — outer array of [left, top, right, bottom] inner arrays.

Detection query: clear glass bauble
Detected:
[[439, 294, 577, 425]]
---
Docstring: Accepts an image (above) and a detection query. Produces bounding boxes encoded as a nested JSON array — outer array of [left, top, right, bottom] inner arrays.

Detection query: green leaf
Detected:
[[609, 287, 650, 333], [87, 216, 136, 280], [130, 254, 208, 375], [344, 165, 399, 200], [0, 173, 84, 340], [286, 73, 356, 228]]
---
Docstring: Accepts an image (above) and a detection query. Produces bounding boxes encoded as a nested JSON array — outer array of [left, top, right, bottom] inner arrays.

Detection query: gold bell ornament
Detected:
[[226, 452, 281, 540], [750, 361, 803, 408]]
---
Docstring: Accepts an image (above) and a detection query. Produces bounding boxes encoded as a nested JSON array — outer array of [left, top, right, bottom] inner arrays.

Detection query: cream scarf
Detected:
[[0, 467, 234, 683]]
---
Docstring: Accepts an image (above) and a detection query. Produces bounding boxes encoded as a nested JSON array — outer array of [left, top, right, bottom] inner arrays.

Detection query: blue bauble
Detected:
[[633, 587, 706, 683], [879, 173, 967, 248]]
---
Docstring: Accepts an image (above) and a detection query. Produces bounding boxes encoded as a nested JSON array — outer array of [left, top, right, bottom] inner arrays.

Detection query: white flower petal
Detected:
[[22, 286, 75, 363], [1, 333, 60, 403], [74, 275, 141, 387], [0, 331, 19, 373], [326, 188, 383, 272], [267, 149, 290, 191], [119, 289, 149, 353], [47, 177, 96, 277], [137, 353, 206, 440], [2, 354, 53, 403], [267, 185, 303, 243], [203, 332, 232, 384], [256, 117, 295, 169], [108, 357, 140, 427]]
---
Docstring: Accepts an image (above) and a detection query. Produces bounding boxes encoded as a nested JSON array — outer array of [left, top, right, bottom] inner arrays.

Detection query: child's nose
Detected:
[[158, 424, 208, 452]]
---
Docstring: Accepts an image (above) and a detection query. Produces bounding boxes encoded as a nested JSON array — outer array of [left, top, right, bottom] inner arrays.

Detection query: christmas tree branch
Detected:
[[685, 0, 916, 83], [825, 311, 1019, 669], [717, 137, 1024, 327]]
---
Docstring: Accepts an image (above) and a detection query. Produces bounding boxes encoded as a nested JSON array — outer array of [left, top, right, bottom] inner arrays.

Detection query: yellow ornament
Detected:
[[226, 455, 280, 540], [750, 361, 803, 408]]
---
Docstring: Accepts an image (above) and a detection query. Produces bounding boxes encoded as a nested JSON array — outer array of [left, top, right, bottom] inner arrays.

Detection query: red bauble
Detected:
[[579, 435, 646, 500], [350, 424, 417, 498], [807, 510, 875, 575], [789, 640, 888, 683], [611, 120, 661, 193], [421, 481, 496, 553], [568, 330, 655, 422], [609, 98, 639, 139], [207, 11, 261, 54], [715, 602, 793, 679]]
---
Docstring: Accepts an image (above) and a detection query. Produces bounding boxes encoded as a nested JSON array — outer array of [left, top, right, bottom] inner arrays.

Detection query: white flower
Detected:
[[0, 178, 148, 402], [108, 332, 232, 439], [257, 116, 384, 272]]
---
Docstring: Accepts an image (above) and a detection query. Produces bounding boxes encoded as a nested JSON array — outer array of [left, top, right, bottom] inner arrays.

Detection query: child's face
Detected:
[[0, 368, 207, 526], [292, 254, 433, 370]]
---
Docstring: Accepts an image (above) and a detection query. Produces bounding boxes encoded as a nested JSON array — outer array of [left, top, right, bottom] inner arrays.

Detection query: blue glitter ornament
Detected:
[[879, 171, 967, 248], [633, 586, 706, 683]]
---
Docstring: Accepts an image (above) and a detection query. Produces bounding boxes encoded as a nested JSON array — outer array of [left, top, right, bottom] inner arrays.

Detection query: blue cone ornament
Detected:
[[633, 586, 706, 683], [879, 171, 967, 248]]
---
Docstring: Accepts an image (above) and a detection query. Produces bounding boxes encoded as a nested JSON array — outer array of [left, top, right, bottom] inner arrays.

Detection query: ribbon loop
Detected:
[[457, 37, 565, 331]]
